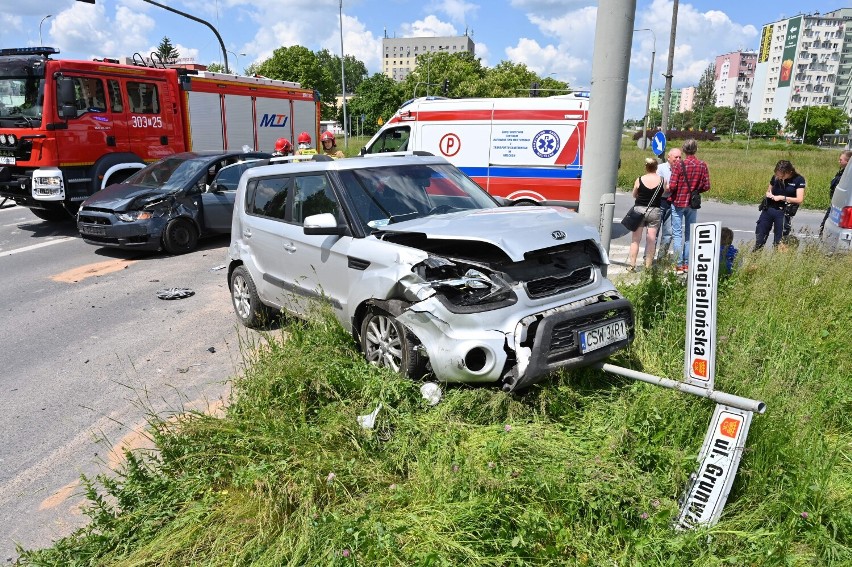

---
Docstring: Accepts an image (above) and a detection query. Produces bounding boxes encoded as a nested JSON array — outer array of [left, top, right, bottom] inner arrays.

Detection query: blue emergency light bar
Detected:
[[0, 47, 59, 57]]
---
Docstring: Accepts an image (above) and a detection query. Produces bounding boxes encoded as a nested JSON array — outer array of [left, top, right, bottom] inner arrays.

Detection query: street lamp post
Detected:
[[39, 15, 52, 46], [226, 50, 245, 74], [634, 28, 656, 151], [339, 0, 349, 148], [802, 104, 811, 144]]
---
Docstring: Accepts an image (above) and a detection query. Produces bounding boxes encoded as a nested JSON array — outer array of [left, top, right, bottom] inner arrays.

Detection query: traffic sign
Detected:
[[652, 131, 666, 156]]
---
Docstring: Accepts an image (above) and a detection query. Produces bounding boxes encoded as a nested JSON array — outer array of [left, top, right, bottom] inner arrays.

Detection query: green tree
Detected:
[[750, 119, 781, 138], [695, 63, 716, 109], [400, 52, 487, 99], [206, 62, 225, 73], [316, 49, 369, 96], [786, 106, 848, 144], [155, 37, 179, 64], [255, 46, 338, 119], [480, 60, 540, 98], [346, 73, 404, 137]]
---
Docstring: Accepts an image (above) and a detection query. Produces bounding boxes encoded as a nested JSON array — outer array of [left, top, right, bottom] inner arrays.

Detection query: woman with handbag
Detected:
[[626, 157, 665, 271], [754, 160, 806, 250]]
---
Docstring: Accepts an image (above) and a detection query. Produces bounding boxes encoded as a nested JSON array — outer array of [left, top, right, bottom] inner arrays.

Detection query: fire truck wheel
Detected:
[[30, 207, 72, 222], [163, 218, 199, 254]]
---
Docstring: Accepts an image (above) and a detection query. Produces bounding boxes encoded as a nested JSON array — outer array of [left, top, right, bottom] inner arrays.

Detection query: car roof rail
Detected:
[[361, 151, 435, 159], [269, 154, 322, 164]]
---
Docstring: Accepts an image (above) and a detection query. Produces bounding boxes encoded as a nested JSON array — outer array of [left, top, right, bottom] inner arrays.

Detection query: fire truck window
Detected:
[[60, 77, 107, 115], [127, 82, 160, 114], [107, 80, 123, 113]]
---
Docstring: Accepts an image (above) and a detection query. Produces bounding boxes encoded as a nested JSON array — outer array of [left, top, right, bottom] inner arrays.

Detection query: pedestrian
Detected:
[[655, 147, 682, 262], [271, 137, 293, 157], [626, 157, 665, 271], [295, 131, 317, 155], [819, 150, 851, 236], [668, 138, 710, 272], [320, 131, 345, 158], [754, 160, 806, 250], [719, 226, 738, 275]]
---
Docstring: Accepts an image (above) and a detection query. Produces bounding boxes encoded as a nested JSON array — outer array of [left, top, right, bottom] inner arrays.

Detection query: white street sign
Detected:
[[684, 222, 720, 389]]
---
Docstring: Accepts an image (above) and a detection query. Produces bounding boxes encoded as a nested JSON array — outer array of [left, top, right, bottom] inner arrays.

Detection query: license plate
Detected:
[[80, 224, 106, 237], [579, 319, 628, 354], [0, 156, 14, 165]]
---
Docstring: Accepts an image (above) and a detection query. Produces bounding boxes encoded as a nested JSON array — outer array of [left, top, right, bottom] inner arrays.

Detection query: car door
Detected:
[[201, 160, 265, 233]]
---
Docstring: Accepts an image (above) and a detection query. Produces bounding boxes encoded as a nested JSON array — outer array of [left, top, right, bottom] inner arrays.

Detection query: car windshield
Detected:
[[124, 155, 211, 191], [338, 163, 498, 232]]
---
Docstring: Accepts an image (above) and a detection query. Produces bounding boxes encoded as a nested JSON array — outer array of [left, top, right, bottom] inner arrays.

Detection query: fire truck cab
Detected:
[[0, 47, 320, 222]]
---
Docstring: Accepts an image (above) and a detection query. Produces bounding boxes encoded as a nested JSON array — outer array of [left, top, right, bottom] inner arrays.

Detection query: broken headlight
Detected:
[[418, 256, 515, 308]]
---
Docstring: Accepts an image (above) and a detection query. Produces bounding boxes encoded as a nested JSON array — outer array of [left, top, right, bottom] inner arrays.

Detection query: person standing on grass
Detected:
[[626, 157, 664, 271], [655, 147, 681, 262], [668, 139, 710, 272], [819, 150, 851, 236], [754, 160, 806, 250]]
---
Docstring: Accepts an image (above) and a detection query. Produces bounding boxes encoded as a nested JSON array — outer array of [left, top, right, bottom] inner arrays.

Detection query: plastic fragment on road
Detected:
[[210, 265, 226, 271], [420, 382, 442, 406], [356, 404, 382, 429], [156, 288, 195, 300]]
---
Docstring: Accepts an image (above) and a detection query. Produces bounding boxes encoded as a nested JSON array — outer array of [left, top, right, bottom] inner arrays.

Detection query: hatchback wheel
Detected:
[[230, 265, 270, 328], [360, 307, 426, 378], [163, 218, 198, 254]]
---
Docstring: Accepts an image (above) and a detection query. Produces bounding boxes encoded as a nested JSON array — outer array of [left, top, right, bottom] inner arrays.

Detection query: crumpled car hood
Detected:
[[81, 184, 172, 212], [378, 206, 602, 262]]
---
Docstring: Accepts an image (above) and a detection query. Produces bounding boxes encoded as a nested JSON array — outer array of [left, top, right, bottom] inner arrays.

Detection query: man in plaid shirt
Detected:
[[667, 139, 710, 271]]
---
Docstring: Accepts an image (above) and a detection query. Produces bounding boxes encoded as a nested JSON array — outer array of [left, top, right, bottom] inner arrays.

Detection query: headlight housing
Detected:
[[117, 210, 154, 222], [31, 168, 65, 201]]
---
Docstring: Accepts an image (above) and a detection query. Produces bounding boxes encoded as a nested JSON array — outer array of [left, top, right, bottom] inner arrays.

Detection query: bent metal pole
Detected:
[[593, 362, 766, 414]]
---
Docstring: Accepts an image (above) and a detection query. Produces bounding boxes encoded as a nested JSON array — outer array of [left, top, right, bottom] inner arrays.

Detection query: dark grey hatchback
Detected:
[[76, 150, 270, 254]]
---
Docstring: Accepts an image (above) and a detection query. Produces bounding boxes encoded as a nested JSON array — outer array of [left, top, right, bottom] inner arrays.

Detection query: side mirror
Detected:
[[207, 182, 223, 193], [360, 147, 366, 156], [58, 77, 77, 119], [303, 212, 345, 236]]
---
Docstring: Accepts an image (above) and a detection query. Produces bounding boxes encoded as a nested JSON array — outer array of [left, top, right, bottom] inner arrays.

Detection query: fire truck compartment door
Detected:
[[224, 94, 254, 151], [188, 91, 225, 151]]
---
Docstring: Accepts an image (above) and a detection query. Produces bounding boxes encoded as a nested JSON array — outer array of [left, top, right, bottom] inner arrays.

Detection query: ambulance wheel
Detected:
[[163, 218, 198, 254], [30, 206, 71, 222]]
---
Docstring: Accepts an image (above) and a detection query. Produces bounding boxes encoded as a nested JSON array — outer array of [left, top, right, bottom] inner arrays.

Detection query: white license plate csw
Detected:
[[579, 319, 628, 354], [80, 225, 106, 237], [0, 156, 14, 165]]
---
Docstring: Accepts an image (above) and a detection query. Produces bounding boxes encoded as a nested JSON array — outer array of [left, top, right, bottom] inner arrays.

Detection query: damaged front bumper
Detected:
[[77, 210, 167, 250]]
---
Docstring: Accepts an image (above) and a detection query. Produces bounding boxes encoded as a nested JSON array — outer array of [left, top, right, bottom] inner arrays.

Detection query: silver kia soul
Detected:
[[227, 153, 634, 392]]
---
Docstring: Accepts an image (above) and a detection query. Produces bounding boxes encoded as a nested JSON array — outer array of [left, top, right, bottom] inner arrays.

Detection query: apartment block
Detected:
[[714, 50, 757, 108], [679, 86, 696, 112], [382, 34, 475, 82], [650, 88, 681, 114]]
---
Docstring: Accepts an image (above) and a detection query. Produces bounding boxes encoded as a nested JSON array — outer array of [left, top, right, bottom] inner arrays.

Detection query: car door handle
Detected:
[[283, 243, 296, 252], [242, 229, 252, 238]]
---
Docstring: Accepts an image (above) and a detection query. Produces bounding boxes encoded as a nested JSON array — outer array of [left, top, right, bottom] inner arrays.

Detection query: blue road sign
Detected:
[[652, 131, 667, 156]]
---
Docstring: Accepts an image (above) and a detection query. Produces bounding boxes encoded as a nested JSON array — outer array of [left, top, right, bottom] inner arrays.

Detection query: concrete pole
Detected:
[[635, 29, 656, 150], [339, 0, 349, 149], [578, 0, 636, 269], [660, 0, 679, 133]]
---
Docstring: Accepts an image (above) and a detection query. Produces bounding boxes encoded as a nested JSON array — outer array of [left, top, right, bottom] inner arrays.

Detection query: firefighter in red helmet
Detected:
[[320, 130, 345, 158], [272, 137, 293, 157], [295, 131, 317, 155]]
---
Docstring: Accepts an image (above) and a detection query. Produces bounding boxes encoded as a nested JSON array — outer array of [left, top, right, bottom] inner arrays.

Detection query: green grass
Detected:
[[619, 138, 838, 210], [18, 246, 852, 565]]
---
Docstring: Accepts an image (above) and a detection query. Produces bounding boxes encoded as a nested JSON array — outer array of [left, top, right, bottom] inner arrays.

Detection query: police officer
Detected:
[[272, 137, 293, 157], [320, 131, 345, 158], [295, 131, 317, 155], [754, 160, 806, 250]]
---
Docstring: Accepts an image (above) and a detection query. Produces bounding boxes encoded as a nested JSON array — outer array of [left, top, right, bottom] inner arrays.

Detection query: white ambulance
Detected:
[[361, 94, 588, 207]]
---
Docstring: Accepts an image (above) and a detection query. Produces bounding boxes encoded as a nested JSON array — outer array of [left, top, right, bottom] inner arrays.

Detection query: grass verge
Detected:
[[18, 246, 852, 566]]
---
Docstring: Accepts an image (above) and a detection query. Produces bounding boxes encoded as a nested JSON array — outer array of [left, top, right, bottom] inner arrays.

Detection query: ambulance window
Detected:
[[127, 82, 160, 114], [367, 126, 410, 154], [59, 77, 107, 115], [107, 80, 123, 113]]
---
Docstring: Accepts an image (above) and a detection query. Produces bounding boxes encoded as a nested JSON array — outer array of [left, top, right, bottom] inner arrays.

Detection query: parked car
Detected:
[[77, 150, 271, 254], [227, 153, 634, 392], [821, 161, 852, 252]]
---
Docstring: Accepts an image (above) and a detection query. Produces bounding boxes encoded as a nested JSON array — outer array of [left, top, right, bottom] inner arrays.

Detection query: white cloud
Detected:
[[400, 15, 459, 38], [475, 41, 491, 67], [320, 15, 384, 73], [49, 3, 156, 61], [427, 0, 479, 25]]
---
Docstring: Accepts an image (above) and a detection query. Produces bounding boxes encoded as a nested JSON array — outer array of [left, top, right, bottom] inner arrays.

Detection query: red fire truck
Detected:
[[0, 47, 320, 222]]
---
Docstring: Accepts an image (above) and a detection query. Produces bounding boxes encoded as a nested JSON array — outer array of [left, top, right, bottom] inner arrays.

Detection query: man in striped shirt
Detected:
[[667, 139, 710, 272]]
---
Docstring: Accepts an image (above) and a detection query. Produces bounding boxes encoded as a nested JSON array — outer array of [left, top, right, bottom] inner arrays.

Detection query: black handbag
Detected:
[[621, 207, 644, 231], [758, 196, 769, 211], [680, 161, 702, 209]]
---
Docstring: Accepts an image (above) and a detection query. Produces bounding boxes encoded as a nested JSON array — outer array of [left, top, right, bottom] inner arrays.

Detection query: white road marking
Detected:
[[0, 237, 76, 257]]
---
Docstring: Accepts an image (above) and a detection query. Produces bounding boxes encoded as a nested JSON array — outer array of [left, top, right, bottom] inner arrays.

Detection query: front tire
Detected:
[[230, 266, 270, 328], [360, 307, 426, 378], [162, 218, 198, 254]]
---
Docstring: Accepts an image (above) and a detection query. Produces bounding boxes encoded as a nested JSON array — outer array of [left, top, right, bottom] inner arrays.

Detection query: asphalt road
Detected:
[[0, 203, 264, 561], [0, 195, 829, 560]]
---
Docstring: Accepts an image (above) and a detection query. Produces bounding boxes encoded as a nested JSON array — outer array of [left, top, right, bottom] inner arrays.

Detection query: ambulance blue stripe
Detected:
[[460, 166, 582, 179]]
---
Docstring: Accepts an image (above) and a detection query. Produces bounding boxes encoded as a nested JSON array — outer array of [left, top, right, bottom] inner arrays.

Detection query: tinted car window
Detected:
[[214, 160, 267, 192], [124, 156, 209, 191], [248, 176, 291, 220], [293, 174, 339, 224]]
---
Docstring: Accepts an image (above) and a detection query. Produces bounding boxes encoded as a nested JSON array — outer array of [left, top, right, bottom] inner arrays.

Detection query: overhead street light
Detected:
[[634, 28, 656, 151], [227, 50, 246, 73], [39, 15, 52, 46]]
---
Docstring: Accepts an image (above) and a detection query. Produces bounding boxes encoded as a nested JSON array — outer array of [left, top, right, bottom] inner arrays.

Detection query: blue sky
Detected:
[[0, 0, 843, 118]]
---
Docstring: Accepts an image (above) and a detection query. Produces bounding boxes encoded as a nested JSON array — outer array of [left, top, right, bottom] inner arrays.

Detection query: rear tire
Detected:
[[360, 307, 427, 378], [30, 206, 71, 222], [230, 266, 270, 328], [162, 218, 198, 254]]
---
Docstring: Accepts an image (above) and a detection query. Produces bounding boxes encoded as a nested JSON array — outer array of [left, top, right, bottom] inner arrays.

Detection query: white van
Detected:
[[362, 95, 589, 207], [821, 162, 852, 252]]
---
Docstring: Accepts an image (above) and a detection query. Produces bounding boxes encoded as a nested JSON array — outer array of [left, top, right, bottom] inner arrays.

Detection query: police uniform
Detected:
[[755, 173, 806, 249]]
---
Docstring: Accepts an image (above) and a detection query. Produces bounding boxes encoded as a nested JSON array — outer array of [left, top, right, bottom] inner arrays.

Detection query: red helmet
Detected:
[[274, 138, 292, 153], [321, 131, 335, 142], [297, 131, 312, 145]]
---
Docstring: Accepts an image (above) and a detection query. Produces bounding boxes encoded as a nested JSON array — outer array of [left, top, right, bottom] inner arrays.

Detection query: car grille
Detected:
[[78, 208, 113, 225], [547, 306, 633, 363], [525, 266, 593, 298]]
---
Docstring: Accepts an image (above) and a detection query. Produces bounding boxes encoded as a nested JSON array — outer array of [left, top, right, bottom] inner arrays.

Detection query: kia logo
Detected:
[[551, 230, 566, 240]]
